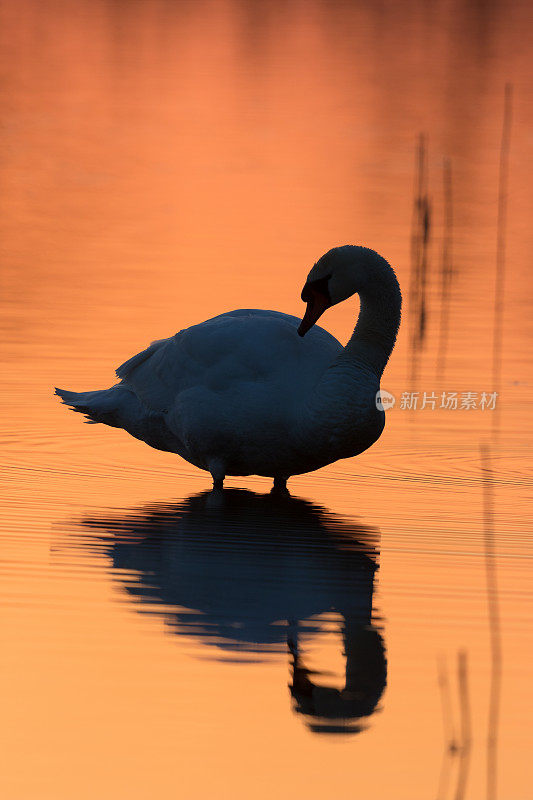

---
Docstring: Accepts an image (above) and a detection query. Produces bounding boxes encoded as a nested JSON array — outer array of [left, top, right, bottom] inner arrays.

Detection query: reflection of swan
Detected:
[[289, 623, 386, 735], [56, 246, 401, 489], [77, 489, 387, 734]]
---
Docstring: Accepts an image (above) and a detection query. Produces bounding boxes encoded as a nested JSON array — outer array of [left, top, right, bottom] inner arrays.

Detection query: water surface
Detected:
[[1, 1, 532, 798]]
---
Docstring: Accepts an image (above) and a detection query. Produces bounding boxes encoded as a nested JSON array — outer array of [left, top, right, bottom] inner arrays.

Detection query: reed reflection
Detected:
[[79, 489, 386, 735]]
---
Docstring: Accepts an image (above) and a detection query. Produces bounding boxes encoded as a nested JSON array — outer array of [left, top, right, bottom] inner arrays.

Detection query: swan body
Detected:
[[56, 246, 401, 487]]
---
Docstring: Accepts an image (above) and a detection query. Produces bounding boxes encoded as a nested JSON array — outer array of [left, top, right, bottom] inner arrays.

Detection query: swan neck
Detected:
[[341, 266, 402, 378], [297, 257, 401, 449]]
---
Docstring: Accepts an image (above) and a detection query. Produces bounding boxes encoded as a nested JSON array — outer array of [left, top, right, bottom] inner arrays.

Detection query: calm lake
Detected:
[[1, 1, 532, 798]]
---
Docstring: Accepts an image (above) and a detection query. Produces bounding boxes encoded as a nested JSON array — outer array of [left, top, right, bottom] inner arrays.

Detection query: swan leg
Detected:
[[208, 459, 226, 490]]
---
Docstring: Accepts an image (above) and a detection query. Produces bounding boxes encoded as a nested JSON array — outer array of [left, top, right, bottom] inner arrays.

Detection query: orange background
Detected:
[[1, 1, 532, 798]]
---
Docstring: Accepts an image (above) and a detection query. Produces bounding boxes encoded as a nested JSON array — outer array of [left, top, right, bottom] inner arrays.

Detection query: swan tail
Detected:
[[55, 385, 184, 454], [54, 386, 136, 427]]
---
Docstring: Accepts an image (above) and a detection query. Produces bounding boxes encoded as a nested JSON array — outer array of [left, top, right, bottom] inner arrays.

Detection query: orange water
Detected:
[[1, 1, 532, 798]]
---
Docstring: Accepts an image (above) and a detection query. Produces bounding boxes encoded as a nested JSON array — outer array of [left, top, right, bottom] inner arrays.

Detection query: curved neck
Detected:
[[339, 264, 402, 379], [298, 258, 401, 448]]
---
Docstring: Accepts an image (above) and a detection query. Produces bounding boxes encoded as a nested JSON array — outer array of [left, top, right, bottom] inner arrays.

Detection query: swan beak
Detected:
[[298, 290, 330, 337]]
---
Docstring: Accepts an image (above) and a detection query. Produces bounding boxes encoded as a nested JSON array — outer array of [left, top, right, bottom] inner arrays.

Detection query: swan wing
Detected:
[[115, 309, 341, 415]]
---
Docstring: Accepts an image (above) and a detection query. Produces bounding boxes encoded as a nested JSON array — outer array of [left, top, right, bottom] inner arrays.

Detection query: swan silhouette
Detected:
[[56, 245, 401, 489], [74, 489, 387, 735]]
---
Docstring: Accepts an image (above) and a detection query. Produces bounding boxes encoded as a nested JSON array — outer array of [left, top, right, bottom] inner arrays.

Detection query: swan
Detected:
[[55, 245, 401, 489]]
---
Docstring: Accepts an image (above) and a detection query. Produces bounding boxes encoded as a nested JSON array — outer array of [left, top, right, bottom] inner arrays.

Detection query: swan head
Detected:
[[298, 245, 385, 337]]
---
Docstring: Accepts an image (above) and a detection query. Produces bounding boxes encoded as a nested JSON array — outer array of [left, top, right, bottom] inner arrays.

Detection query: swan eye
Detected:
[[301, 274, 332, 303]]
